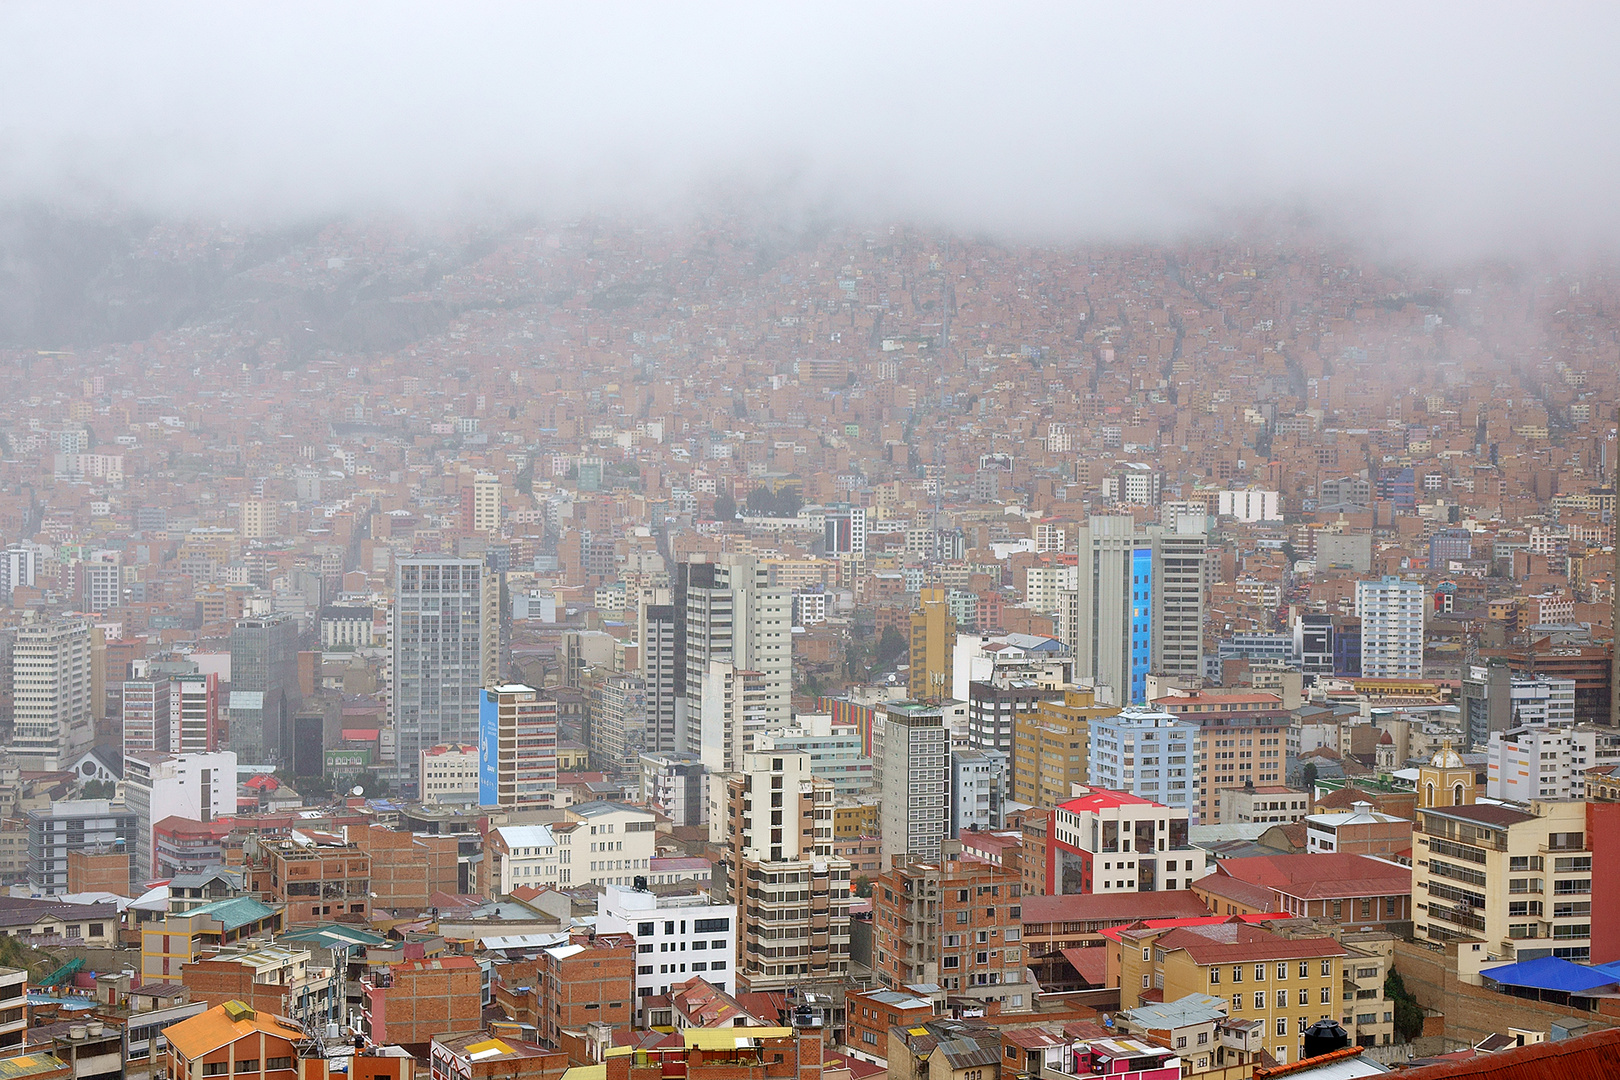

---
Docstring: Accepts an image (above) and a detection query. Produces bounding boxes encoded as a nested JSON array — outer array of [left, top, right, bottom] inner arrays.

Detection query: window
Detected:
[[267, 1058, 292, 1071], [1276, 990, 1287, 1008], [1321, 960, 1332, 976], [203, 1067, 227, 1077], [1143, 948, 1151, 961], [236, 1062, 259, 1074], [639, 965, 653, 975], [1321, 987, 1331, 1004], [638, 922, 655, 936], [1255, 964, 1266, 981], [1298, 989, 1309, 1006], [1233, 966, 1243, 982], [1277, 1018, 1287, 1037], [1254, 992, 1265, 1010], [1143, 974, 1150, 989], [1197, 1032, 1208, 1045], [1276, 963, 1288, 980], [1299, 962, 1309, 978], [693, 918, 730, 933], [638, 944, 653, 954], [1209, 968, 1220, 985], [1232, 994, 1243, 1011]]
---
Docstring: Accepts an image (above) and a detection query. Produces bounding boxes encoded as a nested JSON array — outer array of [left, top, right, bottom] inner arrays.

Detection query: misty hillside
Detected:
[[0, 208, 463, 354]]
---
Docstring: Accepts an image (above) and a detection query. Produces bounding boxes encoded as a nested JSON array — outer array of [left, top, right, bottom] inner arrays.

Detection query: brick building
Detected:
[[535, 932, 637, 1048], [871, 843, 1032, 1012], [360, 956, 483, 1051], [245, 834, 371, 926], [845, 986, 933, 1063], [353, 824, 461, 909]]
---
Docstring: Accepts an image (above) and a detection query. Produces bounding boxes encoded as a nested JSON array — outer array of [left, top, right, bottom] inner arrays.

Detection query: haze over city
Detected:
[[0, 8, 1614, 1080]]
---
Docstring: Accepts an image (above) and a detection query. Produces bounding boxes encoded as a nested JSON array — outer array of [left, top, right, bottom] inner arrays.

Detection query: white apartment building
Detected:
[[1356, 576, 1426, 679], [1048, 786, 1206, 895], [571, 801, 658, 888], [1487, 726, 1573, 802], [597, 884, 737, 1020], [1217, 489, 1282, 522], [1088, 707, 1199, 818], [487, 823, 567, 894], [682, 557, 792, 749], [419, 743, 479, 805], [949, 747, 1009, 836], [11, 617, 95, 772], [472, 473, 501, 533], [123, 751, 237, 880]]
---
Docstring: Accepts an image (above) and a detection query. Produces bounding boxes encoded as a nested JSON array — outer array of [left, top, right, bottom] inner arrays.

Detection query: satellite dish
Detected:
[[351, 786, 364, 797]]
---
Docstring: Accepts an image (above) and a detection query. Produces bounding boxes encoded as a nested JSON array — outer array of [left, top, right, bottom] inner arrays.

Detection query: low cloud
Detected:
[[1, 3, 1617, 259]]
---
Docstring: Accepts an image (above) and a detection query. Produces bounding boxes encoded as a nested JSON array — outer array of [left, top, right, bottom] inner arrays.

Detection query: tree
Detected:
[[875, 626, 908, 666], [1384, 970, 1426, 1043], [79, 779, 115, 799], [712, 492, 737, 521], [854, 875, 874, 899], [1301, 762, 1318, 789]]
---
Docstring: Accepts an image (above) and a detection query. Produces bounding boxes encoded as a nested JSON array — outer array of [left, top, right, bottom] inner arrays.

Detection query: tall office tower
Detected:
[[78, 561, 123, 611], [393, 557, 499, 797], [1294, 612, 1335, 683], [878, 701, 950, 862], [229, 617, 297, 762], [639, 590, 685, 754], [713, 750, 850, 992], [698, 662, 768, 774], [1061, 516, 1205, 705], [1355, 576, 1426, 679], [0, 544, 40, 601], [593, 673, 646, 769], [1152, 522, 1206, 682], [472, 472, 502, 533], [124, 751, 236, 882], [908, 587, 957, 702], [171, 671, 221, 754], [10, 618, 94, 771], [240, 498, 274, 539], [122, 675, 172, 759], [477, 683, 557, 811], [681, 556, 791, 756], [823, 503, 867, 557]]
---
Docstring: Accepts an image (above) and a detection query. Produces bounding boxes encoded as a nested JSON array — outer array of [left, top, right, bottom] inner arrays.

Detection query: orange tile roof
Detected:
[[163, 1001, 305, 1060]]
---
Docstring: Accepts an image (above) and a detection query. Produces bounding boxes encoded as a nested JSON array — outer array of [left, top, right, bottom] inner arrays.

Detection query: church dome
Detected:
[[1430, 746, 1464, 769]]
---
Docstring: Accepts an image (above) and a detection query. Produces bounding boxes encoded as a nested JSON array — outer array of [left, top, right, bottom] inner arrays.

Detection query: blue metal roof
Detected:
[[1480, 956, 1620, 994]]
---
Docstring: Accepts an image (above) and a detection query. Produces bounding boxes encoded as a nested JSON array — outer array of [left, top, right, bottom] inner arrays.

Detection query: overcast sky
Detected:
[[2, 3, 1617, 259]]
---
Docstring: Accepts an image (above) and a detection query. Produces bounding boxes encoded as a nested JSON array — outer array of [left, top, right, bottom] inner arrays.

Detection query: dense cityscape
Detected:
[[0, 209, 1609, 1080]]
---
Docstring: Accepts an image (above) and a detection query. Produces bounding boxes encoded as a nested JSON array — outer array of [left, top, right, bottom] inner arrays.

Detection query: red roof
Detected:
[[1060, 947, 1108, 987], [1022, 890, 1211, 926], [1150, 923, 1347, 964], [1059, 788, 1159, 813], [1101, 913, 1288, 944], [341, 728, 380, 741], [1216, 853, 1412, 900], [1391, 1026, 1620, 1080]]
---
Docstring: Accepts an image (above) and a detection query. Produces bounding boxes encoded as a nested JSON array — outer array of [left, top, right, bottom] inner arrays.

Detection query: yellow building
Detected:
[[1117, 921, 1346, 1066], [833, 800, 879, 839], [1013, 686, 1117, 806], [907, 587, 956, 702]]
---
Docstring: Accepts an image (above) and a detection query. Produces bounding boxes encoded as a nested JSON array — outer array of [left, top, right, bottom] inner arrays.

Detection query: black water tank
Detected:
[[1303, 1019, 1350, 1060], [634, 875, 649, 891]]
